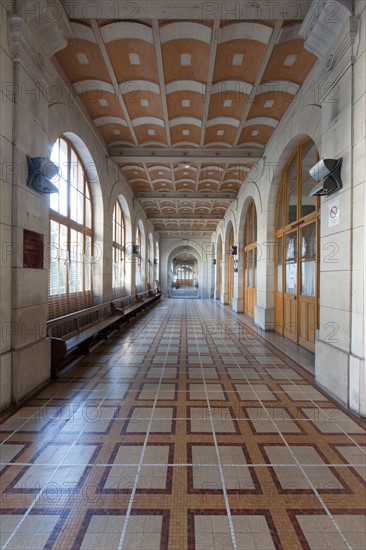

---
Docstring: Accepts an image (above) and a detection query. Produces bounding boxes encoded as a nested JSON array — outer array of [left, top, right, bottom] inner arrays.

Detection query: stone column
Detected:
[[0, 2, 14, 409]]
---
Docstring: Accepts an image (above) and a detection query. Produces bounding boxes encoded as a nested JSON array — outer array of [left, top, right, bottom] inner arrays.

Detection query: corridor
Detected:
[[0, 300, 365, 549]]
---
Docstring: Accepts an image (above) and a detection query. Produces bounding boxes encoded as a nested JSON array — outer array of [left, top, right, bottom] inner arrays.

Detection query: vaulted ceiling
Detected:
[[55, 2, 317, 237]]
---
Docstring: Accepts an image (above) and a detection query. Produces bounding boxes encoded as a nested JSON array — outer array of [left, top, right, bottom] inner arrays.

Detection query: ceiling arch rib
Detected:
[[70, 22, 97, 42], [206, 117, 240, 128], [169, 117, 202, 128], [94, 116, 128, 127], [243, 117, 279, 128], [140, 141, 167, 148], [132, 117, 165, 128], [73, 80, 114, 94], [160, 22, 212, 45], [171, 141, 199, 149], [101, 22, 154, 44], [166, 81, 206, 95], [119, 80, 160, 95], [219, 22, 273, 44], [204, 141, 232, 148]]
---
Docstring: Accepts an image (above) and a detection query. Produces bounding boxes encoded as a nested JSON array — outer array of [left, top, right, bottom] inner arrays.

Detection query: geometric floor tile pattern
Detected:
[[0, 299, 365, 549]]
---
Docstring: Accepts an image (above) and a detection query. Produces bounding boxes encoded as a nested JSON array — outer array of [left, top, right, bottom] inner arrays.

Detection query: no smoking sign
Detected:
[[329, 200, 340, 227]]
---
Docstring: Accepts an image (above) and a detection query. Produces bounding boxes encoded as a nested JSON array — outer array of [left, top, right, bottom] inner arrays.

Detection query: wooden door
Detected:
[[244, 248, 257, 318], [283, 231, 298, 343]]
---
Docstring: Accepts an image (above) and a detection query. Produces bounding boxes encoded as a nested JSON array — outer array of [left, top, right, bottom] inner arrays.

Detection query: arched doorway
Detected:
[[227, 224, 234, 306], [176, 263, 196, 287], [275, 138, 319, 352], [244, 200, 257, 318], [216, 236, 222, 299]]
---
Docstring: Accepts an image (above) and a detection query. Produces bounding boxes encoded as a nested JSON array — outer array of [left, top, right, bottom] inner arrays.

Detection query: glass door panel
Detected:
[[285, 232, 297, 295], [301, 223, 316, 296]]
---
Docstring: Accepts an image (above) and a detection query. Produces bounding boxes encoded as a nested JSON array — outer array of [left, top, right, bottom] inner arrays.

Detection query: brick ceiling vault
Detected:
[[55, 1, 317, 237]]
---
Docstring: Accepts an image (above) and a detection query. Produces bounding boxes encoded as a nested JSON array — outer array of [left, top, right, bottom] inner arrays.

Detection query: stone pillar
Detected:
[[254, 212, 276, 330], [0, 3, 14, 409], [6, 4, 70, 405], [349, 3, 366, 416]]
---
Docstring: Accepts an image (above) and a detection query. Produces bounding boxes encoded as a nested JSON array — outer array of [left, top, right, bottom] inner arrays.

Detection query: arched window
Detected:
[[275, 138, 319, 351], [49, 137, 93, 318], [135, 225, 142, 286], [112, 200, 125, 293], [243, 200, 257, 318]]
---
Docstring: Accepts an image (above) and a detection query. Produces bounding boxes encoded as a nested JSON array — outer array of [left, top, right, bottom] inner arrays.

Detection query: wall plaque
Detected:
[[23, 229, 44, 269]]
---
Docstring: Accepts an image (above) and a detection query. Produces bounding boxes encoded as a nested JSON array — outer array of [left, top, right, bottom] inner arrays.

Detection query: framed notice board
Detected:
[[23, 229, 44, 269]]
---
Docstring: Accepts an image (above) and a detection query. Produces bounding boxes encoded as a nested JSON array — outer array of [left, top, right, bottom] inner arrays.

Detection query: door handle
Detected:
[[292, 296, 297, 301]]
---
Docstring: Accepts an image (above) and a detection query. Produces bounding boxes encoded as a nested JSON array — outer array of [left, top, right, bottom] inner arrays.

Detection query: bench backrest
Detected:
[[48, 289, 156, 339], [47, 303, 111, 338]]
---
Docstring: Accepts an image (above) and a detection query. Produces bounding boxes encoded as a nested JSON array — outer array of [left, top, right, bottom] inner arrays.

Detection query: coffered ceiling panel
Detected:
[[54, 8, 317, 237]]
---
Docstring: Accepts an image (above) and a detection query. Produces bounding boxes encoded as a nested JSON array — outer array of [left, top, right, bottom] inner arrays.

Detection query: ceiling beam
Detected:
[[233, 20, 283, 146], [194, 161, 202, 192], [148, 214, 223, 220], [111, 148, 261, 164], [90, 20, 139, 146], [63, 1, 312, 20], [152, 20, 171, 146], [142, 162, 155, 192], [135, 193, 235, 201], [200, 19, 220, 147]]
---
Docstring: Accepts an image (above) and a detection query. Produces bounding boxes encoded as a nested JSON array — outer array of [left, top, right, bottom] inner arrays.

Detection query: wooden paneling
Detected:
[[298, 297, 316, 352], [275, 293, 283, 334], [283, 294, 298, 343], [244, 287, 256, 318]]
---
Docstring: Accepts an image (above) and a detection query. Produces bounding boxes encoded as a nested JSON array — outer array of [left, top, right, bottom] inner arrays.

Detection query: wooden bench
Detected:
[[47, 290, 162, 379]]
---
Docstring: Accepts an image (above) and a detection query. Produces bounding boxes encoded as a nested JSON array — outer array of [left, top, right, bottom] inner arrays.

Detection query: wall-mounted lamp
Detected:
[[132, 244, 140, 255], [26, 156, 59, 194], [154, 258, 158, 265], [309, 158, 343, 196], [230, 245, 237, 256], [213, 259, 216, 265]]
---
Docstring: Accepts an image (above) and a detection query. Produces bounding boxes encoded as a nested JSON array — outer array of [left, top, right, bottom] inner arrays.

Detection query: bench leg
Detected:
[[77, 338, 94, 355], [51, 339, 67, 380]]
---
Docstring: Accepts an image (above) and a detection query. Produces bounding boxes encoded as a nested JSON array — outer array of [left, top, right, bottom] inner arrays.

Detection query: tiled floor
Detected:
[[1, 299, 365, 549]]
